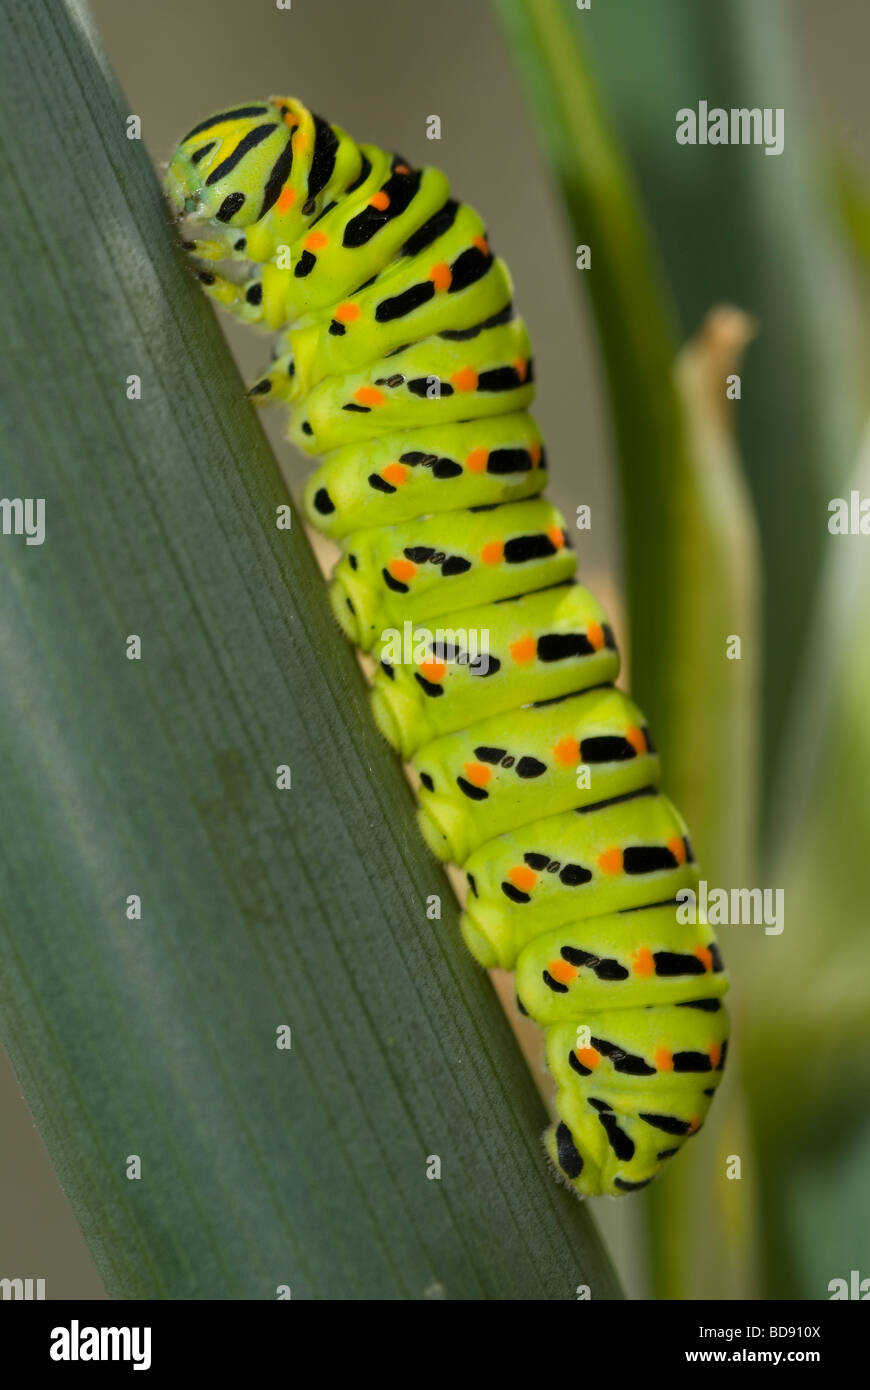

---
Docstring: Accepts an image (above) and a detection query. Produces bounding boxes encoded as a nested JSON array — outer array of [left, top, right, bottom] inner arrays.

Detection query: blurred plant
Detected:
[[577, 0, 862, 827], [496, 0, 870, 1303], [495, 0, 760, 1299]]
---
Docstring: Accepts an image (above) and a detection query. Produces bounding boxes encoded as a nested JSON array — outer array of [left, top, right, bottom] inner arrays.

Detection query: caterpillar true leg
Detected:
[[165, 97, 730, 1198]]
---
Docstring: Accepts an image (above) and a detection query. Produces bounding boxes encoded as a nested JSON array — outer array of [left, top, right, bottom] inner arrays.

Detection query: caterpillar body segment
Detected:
[[330, 497, 574, 650], [459, 790, 699, 970], [514, 902, 728, 1024], [303, 413, 547, 541], [414, 685, 660, 865], [167, 96, 730, 1198], [369, 582, 619, 759], [285, 316, 535, 454]]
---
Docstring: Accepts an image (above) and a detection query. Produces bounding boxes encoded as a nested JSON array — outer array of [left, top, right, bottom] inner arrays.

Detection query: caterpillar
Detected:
[[165, 97, 729, 1197]]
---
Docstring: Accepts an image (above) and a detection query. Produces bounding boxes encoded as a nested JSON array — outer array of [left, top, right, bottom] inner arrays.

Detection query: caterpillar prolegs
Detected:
[[166, 97, 730, 1197]]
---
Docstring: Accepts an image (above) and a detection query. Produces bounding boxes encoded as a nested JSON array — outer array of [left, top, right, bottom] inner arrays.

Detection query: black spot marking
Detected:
[[313, 488, 334, 515], [654, 951, 707, 978], [407, 377, 453, 398], [382, 567, 409, 594], [544, 970, 569, 995], [505, 533, 557, 564], [486, 448, 533, 475], [414, 672, 444, 698], [639, 1113, 692, 1136], [516, 756, 546, 779], [673, 1051, 713, 1073], [559, 863, 592, 887], [183, 106, 269, 142], [555, 1122, 583, 1179], [501, 881, 531, 904], [457, 777, 488, 801], [307, 115, 338, 197], [623, 845, 681, 874], [217, 192, 246, 223], [260, 141, 296, 218], [537, 632, 594, 662], [524, 852, 549, 871], [328, 321, 346, 336], [439, 303, 515, 341], [561, 946, 628, 982], [295, 250, 317, 278], [191, 141, 215, 164], [593, 958, 629, 981], [368, 473, 395, 494], [475, 746, 506, 764], [375, 281, 435, 322], [478, 366, 526, 392], [206, 123, 277, 186], [433, 458, 462, 479], [400, 199, 459, 255], [245, 282, 263, 305], [343, 170, 423, 247], [598, 1110, 635, 1161], [576, 787, 657, 816], [418, 771, 434, 792], [448, 245, 492, 291], [592, 1036, 654, 1076], [580, 735, 639, 763], [441, 555, 471, 576]]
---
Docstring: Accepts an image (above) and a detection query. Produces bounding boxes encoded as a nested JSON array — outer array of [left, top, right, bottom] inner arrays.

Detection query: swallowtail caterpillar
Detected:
[[165, 97, 729, 1196]]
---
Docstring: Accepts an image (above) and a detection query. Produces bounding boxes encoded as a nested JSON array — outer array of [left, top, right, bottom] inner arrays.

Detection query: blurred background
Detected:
[[2, 0, 869, 1299]]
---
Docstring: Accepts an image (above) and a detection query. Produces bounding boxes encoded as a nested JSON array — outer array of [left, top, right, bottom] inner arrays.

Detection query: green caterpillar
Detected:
[[165, 96, 729, 1197]]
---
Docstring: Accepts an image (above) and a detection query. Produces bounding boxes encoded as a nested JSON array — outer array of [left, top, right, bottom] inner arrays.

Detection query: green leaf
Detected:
[[494, 0, 760, 1299], [0, 0, 623, 1300], [576, 0, 862, 824], [743, 426, 870, 1296]]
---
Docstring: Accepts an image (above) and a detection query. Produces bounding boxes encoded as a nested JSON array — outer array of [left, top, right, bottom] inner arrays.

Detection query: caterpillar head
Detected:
[[165, 102, 291, 229]]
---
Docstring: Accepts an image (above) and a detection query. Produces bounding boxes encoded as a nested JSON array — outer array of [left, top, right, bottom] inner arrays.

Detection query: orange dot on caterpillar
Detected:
[[507, 864, 537, 892]]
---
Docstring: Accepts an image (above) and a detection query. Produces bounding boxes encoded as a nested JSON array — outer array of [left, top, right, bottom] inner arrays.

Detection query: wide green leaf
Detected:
[[0, 0, 622, 1300]]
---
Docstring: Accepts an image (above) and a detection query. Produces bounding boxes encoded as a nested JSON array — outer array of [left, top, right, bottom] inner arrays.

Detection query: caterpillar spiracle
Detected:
[[165, 97, 729, 1197]]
